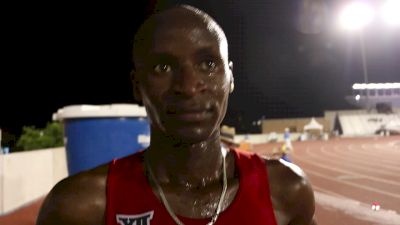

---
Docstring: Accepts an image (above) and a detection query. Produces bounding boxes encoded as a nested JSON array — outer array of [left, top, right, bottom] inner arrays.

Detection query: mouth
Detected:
[[166, 105, 213, 122]]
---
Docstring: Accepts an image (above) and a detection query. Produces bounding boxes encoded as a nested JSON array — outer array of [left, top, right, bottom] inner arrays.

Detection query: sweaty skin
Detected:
[[37, 5, 316, 225]]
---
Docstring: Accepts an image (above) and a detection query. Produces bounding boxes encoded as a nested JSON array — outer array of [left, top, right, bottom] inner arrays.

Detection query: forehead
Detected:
[[134, 8, 227, 61], [151, 24, 221, 54]]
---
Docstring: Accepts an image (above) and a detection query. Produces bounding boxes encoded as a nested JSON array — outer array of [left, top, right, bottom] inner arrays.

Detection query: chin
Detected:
[[168, 126, 217, 144]]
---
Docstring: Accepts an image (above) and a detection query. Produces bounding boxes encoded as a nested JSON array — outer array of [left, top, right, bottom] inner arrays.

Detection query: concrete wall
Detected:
[[0, 147, 67, 215], [235, 133, 301, 144], [262, 117, 330, 133], [235, 134, 270, 144]]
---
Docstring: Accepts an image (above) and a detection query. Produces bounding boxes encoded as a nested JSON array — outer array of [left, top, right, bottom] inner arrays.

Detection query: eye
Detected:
[[199, 60, 217, 72], [153, 64, 172, 73]]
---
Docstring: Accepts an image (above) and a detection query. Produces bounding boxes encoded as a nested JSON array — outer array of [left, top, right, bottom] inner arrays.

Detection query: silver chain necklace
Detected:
[[145, 149, 228, 225]]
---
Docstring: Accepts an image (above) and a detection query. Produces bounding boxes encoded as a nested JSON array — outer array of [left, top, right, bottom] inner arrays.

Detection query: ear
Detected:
[[228, 61, 234, 93], [230, 77, 235, 93], [130, 70, 143, 105]]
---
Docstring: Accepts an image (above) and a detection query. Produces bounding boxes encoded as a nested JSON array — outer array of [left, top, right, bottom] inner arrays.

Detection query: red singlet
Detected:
[[106, 149, 277, 225]]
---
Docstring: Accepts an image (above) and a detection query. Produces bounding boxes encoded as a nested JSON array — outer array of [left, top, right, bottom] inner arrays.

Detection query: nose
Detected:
[[173, 64, 207, 97]]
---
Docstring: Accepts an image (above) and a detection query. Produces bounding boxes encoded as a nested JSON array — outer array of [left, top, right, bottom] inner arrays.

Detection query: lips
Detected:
[[174, 110, 212, 121], [166, 105, 213, 122]]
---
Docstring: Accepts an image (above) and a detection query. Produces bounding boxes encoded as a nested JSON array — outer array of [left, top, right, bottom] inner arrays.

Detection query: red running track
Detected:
[[0, 197, 44, 225], [1, 136, 399, 225], [253, 136, 400, 225]]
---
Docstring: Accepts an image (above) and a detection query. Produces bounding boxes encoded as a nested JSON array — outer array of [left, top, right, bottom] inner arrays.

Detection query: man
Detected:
[[37, 5, 316, 225], [283, 128, 293, 151]]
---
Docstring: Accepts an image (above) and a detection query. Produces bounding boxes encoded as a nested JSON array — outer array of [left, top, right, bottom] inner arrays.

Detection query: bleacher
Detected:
[[339, 112, 400, 137]]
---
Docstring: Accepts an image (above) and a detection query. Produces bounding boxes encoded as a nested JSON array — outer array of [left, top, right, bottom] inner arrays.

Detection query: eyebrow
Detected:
[[144, 52, 177, 63], [149, 45, 219, 56], [143, 45, 222, 65]]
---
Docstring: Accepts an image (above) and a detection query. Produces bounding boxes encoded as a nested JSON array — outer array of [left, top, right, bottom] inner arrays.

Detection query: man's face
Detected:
[[134, 16, 232, 144]]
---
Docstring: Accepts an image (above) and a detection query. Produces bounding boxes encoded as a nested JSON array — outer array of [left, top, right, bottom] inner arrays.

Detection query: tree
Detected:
[[16, 122, 64, 151]]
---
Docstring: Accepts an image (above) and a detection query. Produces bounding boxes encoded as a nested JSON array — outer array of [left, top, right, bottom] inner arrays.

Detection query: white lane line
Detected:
[[312, 186, 350, 199], [314, 191, 400, 225], [305, 169, 400, 199], [306, 146, 400, 177], [292, 150, 400, 186], [330, 145, 400, 170], [376, 145, 400, 151], [347, 144, 400, 166], [305, 148, 400, 181], [321, 146, 400, 172], [366, 143, 400, 153], [332, 143, 400, 162], [336, 175, 361, 181], [347, 143, 400, 158], [371, 143, 400, 151], [388, 141, 400, 148], [346, 144, 400, 164]]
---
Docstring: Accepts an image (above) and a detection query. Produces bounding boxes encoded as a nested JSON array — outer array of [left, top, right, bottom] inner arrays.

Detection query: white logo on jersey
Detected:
[[116, 211, 154, 225]]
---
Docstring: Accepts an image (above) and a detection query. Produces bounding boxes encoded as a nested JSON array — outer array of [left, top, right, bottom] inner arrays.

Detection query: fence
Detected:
[[0, 147, 67, 215]]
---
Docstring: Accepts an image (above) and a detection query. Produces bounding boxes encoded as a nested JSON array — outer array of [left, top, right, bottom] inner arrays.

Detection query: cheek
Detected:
[[140, 76, 171, 104], [139, 86, 165, 125], [210, 77, 230, 118], [210, 82, 229, 94], [140, 93, 158, 123], [218, 91, 229, 116], [209, 71, 230, 93]]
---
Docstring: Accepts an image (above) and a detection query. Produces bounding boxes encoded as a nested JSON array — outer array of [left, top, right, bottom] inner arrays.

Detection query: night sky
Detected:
[[2, 0, 399, 138]]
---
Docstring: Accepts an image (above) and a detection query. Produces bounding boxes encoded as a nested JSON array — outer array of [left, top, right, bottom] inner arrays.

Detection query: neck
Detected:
[[145, 129, 225, 189]]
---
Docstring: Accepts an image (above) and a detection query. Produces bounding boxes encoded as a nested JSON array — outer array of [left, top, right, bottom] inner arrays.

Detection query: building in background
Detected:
[[345, 83, 400, 110]]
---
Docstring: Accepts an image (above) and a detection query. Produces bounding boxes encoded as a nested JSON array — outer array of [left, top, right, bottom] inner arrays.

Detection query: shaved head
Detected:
[[129, 4, 233, 143], [133, 5, 228, 68]]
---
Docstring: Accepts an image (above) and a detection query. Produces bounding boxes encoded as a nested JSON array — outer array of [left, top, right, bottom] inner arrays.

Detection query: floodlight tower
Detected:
[[381, 0, 400, 27], [340, 1, 400, 110], [339, 2, 375, 88]]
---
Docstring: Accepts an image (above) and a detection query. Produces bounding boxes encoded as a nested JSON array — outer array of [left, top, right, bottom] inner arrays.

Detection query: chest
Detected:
[[107, 178, 277, 225]]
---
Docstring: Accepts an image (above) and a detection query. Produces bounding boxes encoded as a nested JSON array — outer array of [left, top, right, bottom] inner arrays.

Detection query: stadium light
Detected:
[[338, 2, 376, 86], [339, 2, 375, 30], [352, 82, 400, 90], [381, 0, 400, 27]]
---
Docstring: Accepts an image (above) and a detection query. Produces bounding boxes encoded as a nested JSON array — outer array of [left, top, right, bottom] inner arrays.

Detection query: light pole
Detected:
[[338, 0, 400, 84], [338, 2, 374, 87], [359, 31, 369, 93], [381, 0, 400, 27], [339, 1, 400, 109]]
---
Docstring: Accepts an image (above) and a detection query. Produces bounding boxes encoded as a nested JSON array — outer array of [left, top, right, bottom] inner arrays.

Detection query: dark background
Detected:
[[2, 0, 399, 142]]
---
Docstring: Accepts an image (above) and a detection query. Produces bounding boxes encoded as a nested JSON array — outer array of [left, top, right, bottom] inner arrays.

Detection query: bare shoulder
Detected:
[[36, 164, 109, 225], [264, 157, 316, 225]]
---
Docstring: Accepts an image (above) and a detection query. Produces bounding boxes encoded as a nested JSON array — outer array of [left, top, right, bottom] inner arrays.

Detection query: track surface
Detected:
[[253, 136, 400, 225], [1, 136, 399, 225]]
